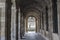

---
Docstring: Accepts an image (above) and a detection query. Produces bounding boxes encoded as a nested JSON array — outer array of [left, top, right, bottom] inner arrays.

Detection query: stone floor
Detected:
[[1, 32, 46, 40], [21, 32, 46, 40]]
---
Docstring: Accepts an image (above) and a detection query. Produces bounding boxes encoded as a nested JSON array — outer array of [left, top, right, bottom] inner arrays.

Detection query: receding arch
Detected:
[[24, 11, 41, 33], [27, 16, 36, 32]]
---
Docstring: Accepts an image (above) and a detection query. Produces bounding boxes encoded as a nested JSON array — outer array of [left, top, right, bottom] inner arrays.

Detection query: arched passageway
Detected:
[[24, 11, 40, 33], [27, 16, 36, 32], [0, 0, 60, 40]]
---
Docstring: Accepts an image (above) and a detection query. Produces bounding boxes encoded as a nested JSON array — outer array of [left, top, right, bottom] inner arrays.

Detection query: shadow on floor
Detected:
[[21, 32, 46, 40]]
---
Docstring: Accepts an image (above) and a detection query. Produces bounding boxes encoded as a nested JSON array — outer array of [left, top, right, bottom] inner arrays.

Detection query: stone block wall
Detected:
[[0, 0, 5, 2], [0, 2, 16, 40], [0, 3, 5, 40]]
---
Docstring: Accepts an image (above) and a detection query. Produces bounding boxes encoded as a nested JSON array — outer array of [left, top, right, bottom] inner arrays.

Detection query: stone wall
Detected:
[[0, 3, 5, 40], [0, 2, 16, 40], [57, 0, 60, 40], [0, 5, 1, 40], [0, 0, 5, 2], [40, 0, 60, 40]]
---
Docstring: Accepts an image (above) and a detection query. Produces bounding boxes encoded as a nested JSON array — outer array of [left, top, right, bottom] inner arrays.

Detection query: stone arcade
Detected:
[[0, 0, 60, 40]]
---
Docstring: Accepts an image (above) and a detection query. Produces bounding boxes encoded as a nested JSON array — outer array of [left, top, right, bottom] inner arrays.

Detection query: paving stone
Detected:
[[21, 32, 46, 40]]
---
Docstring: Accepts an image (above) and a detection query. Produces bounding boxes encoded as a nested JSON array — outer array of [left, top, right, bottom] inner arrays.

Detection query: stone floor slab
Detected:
[[21, 32, 46, 40]]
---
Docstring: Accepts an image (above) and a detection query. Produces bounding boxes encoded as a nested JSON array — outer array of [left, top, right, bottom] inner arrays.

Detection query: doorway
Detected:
[[27, 16, 36, 33]]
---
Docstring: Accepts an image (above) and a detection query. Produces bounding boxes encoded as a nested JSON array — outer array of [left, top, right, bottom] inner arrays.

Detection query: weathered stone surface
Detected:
[[0, 5, 5, 40], [0, 0, 60, 40], [57, 0, 60, 40], [22, 33, 46, 40]]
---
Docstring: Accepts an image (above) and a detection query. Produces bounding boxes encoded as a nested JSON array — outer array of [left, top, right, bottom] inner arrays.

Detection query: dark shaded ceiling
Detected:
[[16, 0, 49, 13]]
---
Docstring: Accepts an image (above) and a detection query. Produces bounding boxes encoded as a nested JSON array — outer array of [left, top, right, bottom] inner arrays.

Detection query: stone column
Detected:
[[16, 9, 19, 40], [18, 9, 21, 40], [5, 0, 12, 40], [23, 16, 25, 36], [20, 13, 24, 39], [11, 7, 16, 40], [36, 19, 37, 32], [42, 13, 44, 35], [45, 6, 49, 37], [43, 10, 46, 36], [38, 17, 41, 33], [57, 0, 60, 40], [48, 2, 53, 40], [52, 0, 58, 33], [0, 8, 1, 40], [41, 12, 44, 35], [46, 6, 48, 31], [40, 13, 42, 33], [15, 0, 20, 40]]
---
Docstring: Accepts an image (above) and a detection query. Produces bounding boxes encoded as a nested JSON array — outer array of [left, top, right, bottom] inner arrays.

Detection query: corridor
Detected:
[[22, 32, 46, 40], [0, 0, 60, 40]]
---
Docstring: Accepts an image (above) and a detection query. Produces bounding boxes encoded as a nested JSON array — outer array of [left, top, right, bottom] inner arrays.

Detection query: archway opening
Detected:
[[27, 16, 36, 33]]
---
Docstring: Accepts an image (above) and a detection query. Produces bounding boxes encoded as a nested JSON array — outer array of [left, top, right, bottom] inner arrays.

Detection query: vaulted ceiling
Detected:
[[0, 0, 49, 13], [18, 0, 49, 13], [15, 0, 50, 14]]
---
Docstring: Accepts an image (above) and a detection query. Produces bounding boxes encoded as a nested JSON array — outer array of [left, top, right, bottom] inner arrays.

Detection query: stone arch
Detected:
[[24, 11, 41, 33]]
